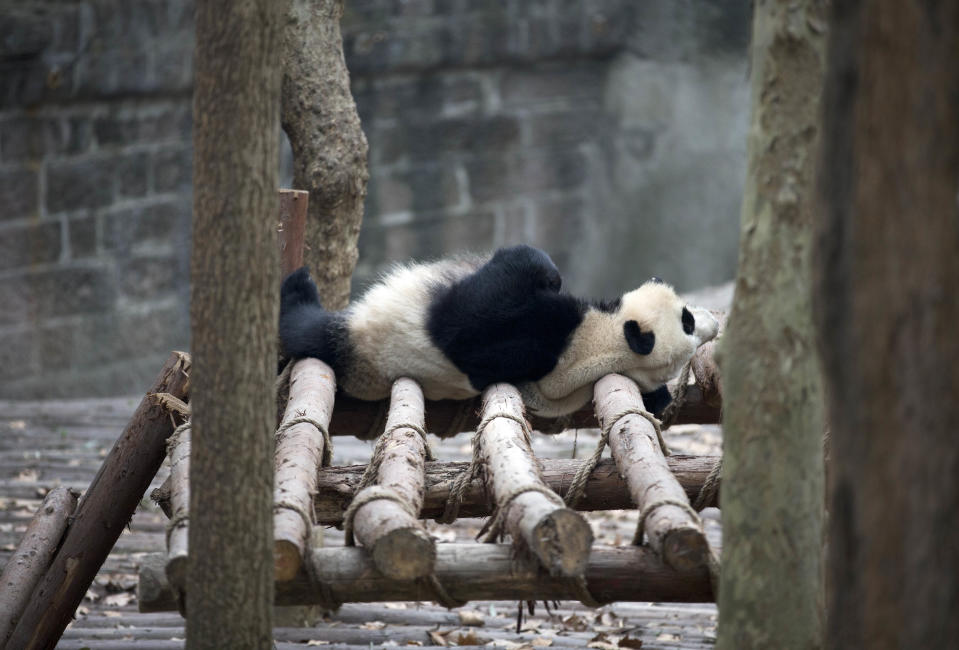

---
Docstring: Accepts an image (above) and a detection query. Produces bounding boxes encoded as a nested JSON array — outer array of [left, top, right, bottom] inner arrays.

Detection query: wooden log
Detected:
[[329, 383, 719, 440], [153, 454, 721, 525], [138, 543, 713, 612], [277, 189, 308, 276], [274, 358, 336, 581], [595, 374, 709, 572], [476, 384, 592, 577], [689, 311, 726, 408], [0, 487, 78, 647], [349, 378, 434, 580], [8, 351, 191, 650], [315, 455, 720, 524], [163, 424, 190, 592]]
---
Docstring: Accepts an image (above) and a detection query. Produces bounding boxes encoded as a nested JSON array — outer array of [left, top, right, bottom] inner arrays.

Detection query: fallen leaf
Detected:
[[457, 610, 485, 626], [385, 602, 407, 610], [427, 630, 448, 647], [15, 469, 39, 482], [103, 592, 133, 607], [359, 621, 386, 630], [8, 420, 26, 429], [618, 636, 643, 649], [454, 631, 486, 645], [655, 633, 680, 642], [532, 638, 553, 647]]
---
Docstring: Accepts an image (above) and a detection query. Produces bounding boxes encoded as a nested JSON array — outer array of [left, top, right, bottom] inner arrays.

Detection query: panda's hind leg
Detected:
[[281, 266, 322, 311]]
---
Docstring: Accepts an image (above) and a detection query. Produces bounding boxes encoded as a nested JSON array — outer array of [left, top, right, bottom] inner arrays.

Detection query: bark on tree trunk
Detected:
[[816, 3, 959, 648], [188, 0, 282, 646], [717, 2, 827, 648], [281, 0, 369, 310]]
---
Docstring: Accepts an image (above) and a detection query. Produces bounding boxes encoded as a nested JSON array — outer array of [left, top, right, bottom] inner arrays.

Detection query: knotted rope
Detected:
[[564, 406, 668, 509], [693, 457, 722, 511], [437, 410, 533, 524], [275, 415, 333, 467], [659, 360, 693, 429]]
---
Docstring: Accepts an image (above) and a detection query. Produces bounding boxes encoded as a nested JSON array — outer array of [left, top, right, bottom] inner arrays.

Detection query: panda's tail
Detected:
[[279, 267, 338, 364]]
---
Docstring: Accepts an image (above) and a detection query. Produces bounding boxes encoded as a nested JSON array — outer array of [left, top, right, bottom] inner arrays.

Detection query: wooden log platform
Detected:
[[474, 384, 592, 577], [163, 424, 190, 594], [313, 455, 720, 524], [137, 543, 714, 612], [596, 375, 709, 572], [273, 358, 337, 582], [348, 378, 435, 580]]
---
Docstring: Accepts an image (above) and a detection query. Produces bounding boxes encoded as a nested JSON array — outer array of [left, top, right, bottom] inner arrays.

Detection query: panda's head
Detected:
[[616, 278, 719, 391]]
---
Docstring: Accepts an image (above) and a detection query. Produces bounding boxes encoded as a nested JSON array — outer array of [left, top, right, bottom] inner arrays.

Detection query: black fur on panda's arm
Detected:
[[640, 384, 672, 419], [427, 245, 584, 391], [278, 267, 346, 372]]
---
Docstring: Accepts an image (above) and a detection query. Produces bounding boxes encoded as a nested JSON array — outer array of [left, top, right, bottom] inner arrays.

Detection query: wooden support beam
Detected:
[[349, 378, 434, 580], [313, 455, 720, 524], [274, 358, 336, 581], [476, 384, 592, 577], [137, 543, 714, 612], [0, 487, 78, 647], [153, 454, 721, 524], [329, 383, 720, 439], [8, 351, 191, 650], [163, 424, 190, 593], [595, 374, 709, 572], [277, 189, 309, 276]]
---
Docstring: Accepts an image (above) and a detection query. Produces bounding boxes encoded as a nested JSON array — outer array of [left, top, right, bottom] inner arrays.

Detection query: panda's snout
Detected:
[[690, 307, 719, 345]]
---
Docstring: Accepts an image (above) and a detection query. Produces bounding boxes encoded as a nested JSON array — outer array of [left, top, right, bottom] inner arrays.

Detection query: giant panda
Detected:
[[279, 244, 719, 417]]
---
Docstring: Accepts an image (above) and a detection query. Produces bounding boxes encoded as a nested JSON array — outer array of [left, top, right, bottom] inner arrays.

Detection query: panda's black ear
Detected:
[[624, 320, 655, 355]]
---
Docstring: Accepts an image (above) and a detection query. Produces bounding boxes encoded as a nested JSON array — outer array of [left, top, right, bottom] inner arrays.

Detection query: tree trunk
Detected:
[[815, 3, 959, 648], [281, 0, 369, 309], [717, 2, 827, 648], [188, 0, 282, 646]]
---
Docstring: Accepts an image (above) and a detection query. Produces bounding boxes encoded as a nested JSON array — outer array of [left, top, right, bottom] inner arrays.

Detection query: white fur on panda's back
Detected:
[[342, 256, 485, 401]]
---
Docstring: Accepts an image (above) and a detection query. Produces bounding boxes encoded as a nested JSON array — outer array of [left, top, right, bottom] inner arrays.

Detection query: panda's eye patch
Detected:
[[682, 307, 695, 335]]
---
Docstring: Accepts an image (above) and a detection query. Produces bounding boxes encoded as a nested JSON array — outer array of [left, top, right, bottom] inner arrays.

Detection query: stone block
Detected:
[[0, 329, 37, 381], [0, 219, 62, 271], [94, 103, 191, 147], [1, 265, 117, 324], [465, 148, 587, 204], [526, 109, 608, 150], [47, 156, 115, 213], [0, 165, 40, 220], [69, 214, 98, 259], [500, 61, 606, 111], [101, 199, 181, 254], [118, 255, 178, 300], [153, 146, 191, 193], [116, 151, 149, 198]]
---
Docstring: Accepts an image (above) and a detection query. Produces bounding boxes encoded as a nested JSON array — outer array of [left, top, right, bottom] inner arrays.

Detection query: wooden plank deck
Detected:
[[1, 395, 721, 649]]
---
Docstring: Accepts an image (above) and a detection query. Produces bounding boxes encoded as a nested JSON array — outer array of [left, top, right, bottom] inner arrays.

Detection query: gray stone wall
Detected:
[[0, 0, 749, 398]]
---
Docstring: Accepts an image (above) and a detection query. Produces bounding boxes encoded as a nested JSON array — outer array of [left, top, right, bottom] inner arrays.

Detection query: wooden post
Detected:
[[8, 351, 191, 650], [273, 358, 336, 581], [595, 374, 709, 572], [0, 487, 78, 646], [477, 384, 592, 577], [349, 378, 435, 580], [277, 189, 309, 276], [138, 543, 714, 612], [689, 314, 725, 407], [164, 424, 191, 592], [315, 455, 719, 524]]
